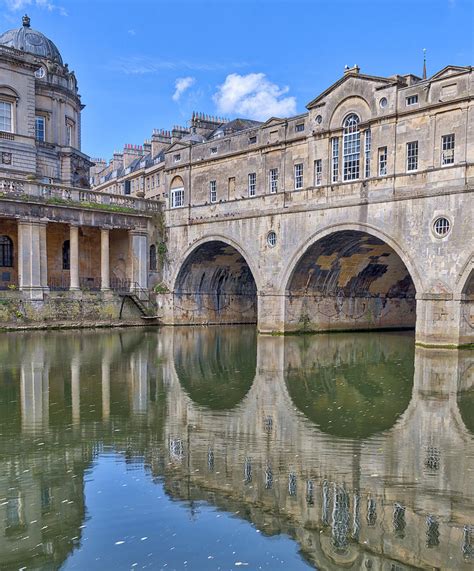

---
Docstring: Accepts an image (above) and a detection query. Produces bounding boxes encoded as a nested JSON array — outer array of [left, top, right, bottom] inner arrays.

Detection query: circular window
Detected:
[[433, 217, 451, 237], [34, 67, 45, 79], [379, 97, 388, 109], [267, 231, 277, 247], [315, 115, 322, 124]]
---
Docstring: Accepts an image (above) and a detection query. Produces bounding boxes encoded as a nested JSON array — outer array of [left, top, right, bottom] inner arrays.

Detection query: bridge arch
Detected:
[[172, 236, 259, 325], [283, 223, 420, 333]]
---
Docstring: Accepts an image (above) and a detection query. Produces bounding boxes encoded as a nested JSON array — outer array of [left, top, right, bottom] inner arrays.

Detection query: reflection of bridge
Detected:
[[0, 328, 472, 569]]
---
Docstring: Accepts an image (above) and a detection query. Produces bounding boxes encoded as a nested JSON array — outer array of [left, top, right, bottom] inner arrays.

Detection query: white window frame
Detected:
[[378, 147, 388, 176], [248, 172, 256, 197], [294, 163, 304, 190], [269, 168, 278, 193], [342, 114, 360, 181], [441, 134, 455, 166], [0, 101, 12, 133], [171, 187, 185, 208], [406, 141, 418, 172], [331, 137, 339, 183], [314, 159, 322, 186], [35, 116, 45, 142], [364, 128, 371, 178], [406, 94, 419, 106], [209, 180, 217, 203]]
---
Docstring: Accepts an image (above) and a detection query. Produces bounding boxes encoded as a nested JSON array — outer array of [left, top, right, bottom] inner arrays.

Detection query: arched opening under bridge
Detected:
[[173, 240, 257, 325], [285, 230, 417, 333]]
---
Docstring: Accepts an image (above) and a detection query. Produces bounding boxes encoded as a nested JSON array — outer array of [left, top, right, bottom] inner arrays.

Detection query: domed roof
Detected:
[[0, 15, 63, 64]]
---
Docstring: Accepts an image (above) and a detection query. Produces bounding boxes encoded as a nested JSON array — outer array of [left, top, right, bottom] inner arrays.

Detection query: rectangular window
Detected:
[[314, 159, 322, 186], [378, 147, 388, 176], [171, 187, 185, 207], [156, 173, 160, 186], [209, 180, 217, 203], [35, 116, 45, 142], [406, 94, 418, 106], [124, 180, 131, 195], [0, 101, 12, 132], [269, 168, 278, 193], [406, 141, 418, 172], [294, 163, 304, 189], [331, 137, 339, 183], [248, 136, 257, 145], [343, 128, 360, 181], [210, 147, 217, 155], [441, 134, 455, 165], [66, 123, 73, 146], [173, 153, 181, 163], [364, 129, 371, 178], [248, 172, 256, 197], [295, 123, 305, 133]]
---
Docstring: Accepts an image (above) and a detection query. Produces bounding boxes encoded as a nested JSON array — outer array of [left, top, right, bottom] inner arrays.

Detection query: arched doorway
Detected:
[[173, 240, 257, 325], [285, 230, 417, 332]]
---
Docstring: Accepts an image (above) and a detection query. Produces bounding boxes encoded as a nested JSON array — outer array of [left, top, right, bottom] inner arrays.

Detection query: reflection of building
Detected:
[[0, 17, 160, 324], [0, 327, 472, 568]]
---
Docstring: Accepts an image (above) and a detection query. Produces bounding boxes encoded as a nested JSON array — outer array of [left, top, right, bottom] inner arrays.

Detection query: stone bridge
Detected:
[[162, 182, 473, 347]]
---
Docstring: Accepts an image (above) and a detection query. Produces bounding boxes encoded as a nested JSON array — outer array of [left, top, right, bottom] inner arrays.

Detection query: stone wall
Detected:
[[0, 292, 145, 329]]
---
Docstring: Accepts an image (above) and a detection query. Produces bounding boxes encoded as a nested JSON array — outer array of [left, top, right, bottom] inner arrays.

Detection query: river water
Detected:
[[0, 326, 472, 570]]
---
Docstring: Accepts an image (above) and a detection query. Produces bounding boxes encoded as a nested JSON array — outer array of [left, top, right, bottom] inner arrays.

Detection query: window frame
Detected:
[[406, 94, 419, 106], [294, 163, 304, 190], [248, 172, 257, 197], [378, 146, 388, 176], [209, 180, 217, 203], [171, 186, 185, 208], [406, 141, 418, 172], [314, 159, 322, 186], [0, 235, 13, 267], [35, 115, 46, 142], [269, 168, 278, 194], [342, 113, 361, 181], [0, 100, 13, 133], [364, 128, 371, 178], [331, 137, 339, 183], [441, 133, 455, 166], [295, 122, 305, 133]]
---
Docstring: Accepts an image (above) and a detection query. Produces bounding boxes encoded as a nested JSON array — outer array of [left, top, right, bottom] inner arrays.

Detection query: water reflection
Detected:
[[0, 327, 472, 570]]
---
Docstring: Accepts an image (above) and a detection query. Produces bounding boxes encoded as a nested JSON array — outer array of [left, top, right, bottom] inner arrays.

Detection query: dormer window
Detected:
[[210, 147, 217, 155], [342, 114, 360, 181], [173, 153, 181, 163], [295, 123, 305, 133], [248, 135, 257, 145], [406, 94, 418, 106]]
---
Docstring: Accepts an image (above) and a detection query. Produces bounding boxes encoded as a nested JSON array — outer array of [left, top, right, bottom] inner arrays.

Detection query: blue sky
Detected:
[[1, 0, 473, 160]]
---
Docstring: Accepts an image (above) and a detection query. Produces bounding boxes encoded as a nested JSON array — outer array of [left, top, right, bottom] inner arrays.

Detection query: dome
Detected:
[[0, 15, 63, 64]]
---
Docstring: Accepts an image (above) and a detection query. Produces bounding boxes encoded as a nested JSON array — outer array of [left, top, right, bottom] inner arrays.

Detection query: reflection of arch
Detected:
[[173, 327, 257, 410], [458, 388, 474, 435], [172, 237, 259, 325], [284, 333, 414, 438], [283, 224, 420, 332]]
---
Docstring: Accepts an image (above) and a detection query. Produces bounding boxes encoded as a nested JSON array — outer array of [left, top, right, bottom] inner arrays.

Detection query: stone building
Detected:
[[92, 64, 473, 346], [0, 16, 160, 325]]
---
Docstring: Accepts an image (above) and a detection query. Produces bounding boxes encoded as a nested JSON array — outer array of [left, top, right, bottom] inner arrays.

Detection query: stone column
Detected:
[[100, 228, 110, 291], [69, 225, 80, 290], [129, 230, 148, 293], [18, 219, 48, 300], [20, 343, 48, 433], [131, 351, 148, 415], [257, 289, 286, 334], [415, 295, 466, 347]]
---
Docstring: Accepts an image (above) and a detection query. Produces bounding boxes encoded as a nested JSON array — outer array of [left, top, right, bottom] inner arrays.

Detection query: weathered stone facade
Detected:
[[144, 65, 472, 347]]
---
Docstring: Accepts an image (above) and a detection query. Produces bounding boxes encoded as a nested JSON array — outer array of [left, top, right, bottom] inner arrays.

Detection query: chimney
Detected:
[[143, 139, 152, 154], [122, 144, 144, 169], [171, 125, 189, 144], [190, 111, 228, 137], [151, 129, 172, 156], [344, 64, 360, 75]]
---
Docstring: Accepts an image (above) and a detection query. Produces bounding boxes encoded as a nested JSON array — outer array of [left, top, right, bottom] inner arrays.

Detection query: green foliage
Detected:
[[154, 283, 169, 294]]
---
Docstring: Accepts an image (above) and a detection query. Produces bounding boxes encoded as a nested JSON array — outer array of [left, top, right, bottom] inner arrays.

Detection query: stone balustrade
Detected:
[[0, 177, 161, 213]]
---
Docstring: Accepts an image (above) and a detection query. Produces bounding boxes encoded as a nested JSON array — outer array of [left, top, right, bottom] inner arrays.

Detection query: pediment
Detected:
[[306, 73, 394, 110], [430, 65, 471, 81], [262, 117, 284, 127]]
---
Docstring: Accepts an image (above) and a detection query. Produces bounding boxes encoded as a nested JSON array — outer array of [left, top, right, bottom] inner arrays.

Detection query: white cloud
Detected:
[[106, 56, 249, 76], [127, 29, 136, 36], [213, 73, 296, 120], [172, 76, 195, 101], [3, 0, 67, 15]]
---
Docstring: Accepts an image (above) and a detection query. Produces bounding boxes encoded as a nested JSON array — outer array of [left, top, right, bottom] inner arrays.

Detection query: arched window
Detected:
[[0, 236, 13, 267], [343, 114, 360, 181], [150, 244, 157, 271], [62, 240, 70, 270], [170, 176, 184, 208]]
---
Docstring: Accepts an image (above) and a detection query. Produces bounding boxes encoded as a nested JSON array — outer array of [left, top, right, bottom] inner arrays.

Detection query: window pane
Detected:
[[0, 101, 12, 132]]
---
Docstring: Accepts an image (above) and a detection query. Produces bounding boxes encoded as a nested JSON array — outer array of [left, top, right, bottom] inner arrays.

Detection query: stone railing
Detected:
[[0, 178, 161, 213]]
